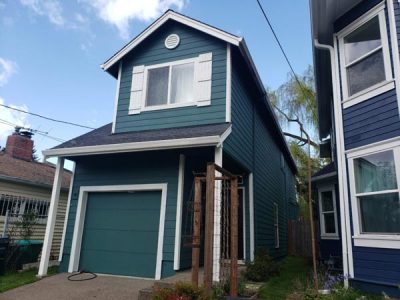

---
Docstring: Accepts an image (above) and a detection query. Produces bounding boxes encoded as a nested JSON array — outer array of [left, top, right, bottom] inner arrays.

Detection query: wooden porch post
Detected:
[[230, 176, 238, 297], [191, 177, 202, 287], [204, 163, 215, 295], [38, 157, 64, 277]]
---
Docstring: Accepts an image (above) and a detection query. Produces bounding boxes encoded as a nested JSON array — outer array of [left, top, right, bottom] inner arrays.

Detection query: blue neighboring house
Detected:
[[37, 10, 297, 281], [311, 0, 400, 296]]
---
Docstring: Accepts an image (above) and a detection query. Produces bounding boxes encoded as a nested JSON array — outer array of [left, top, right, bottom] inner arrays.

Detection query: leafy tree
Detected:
[[32, 147, 39, 162]]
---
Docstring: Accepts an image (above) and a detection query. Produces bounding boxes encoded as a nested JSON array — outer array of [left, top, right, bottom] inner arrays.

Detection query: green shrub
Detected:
[[244, 249, 280, 282]]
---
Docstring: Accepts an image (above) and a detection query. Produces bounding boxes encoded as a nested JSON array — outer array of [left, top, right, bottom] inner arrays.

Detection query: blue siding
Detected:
[[224, 49, 297, 259], [343, 89, 400, 149], [59, 151, 180, 278], [115, 20, 227, 133]]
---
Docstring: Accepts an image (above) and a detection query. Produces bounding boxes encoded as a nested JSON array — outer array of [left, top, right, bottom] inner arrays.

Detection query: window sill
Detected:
[[353, 234, 400, 249], [342, 80, 395, 109], [128, 100, 208, 115], [321, 235, 340, 240]]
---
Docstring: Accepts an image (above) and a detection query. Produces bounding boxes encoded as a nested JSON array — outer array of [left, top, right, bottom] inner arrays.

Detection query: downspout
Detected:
[[313, 39, 351, 287]]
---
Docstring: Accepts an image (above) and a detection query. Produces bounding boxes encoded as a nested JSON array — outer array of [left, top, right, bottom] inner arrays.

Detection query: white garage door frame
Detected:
[[68, 183, 168, 280]]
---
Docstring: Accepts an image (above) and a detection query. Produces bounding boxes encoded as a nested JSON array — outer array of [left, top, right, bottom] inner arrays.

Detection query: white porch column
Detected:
[[213, 146, 223, 282], [38, 157, 65, 277]]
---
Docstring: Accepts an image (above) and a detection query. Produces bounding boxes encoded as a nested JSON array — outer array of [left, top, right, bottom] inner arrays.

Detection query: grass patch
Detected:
[[258, 256, 310, 300], [0, 266, 58, 293]]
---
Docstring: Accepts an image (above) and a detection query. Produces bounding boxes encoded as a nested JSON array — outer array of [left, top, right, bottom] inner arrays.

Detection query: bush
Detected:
[[244, 249, 280, 282], [152, 282, 209, 300]]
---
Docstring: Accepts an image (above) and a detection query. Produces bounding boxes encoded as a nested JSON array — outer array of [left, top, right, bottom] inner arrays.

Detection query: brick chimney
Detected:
[[5, 129, 34, 162]]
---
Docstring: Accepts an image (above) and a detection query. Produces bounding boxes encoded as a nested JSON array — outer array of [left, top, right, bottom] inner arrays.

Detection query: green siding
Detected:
[[224, 49, 296, 259], [115, 20, 227, 133], [79, 191, 161, 278], [59, 151, 180, 278]]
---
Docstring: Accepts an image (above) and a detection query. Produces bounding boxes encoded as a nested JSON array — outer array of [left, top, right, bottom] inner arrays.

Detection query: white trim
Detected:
[[58, 162, 75, 262], [95, 273, 155, 281], [68, 183, 168, 280], [337, 3, 394, 107], [111, 62, 122, 133], [213, 145, 223, 282], [42, 131, 231, 158], [318, 185, 339, 239], [101, 11, 241, 71], [346, 136, 400, 158], [347, 140, 400, 249], [248, 173, 255, 261], [173, 154, 185, 270], [38, 158, 65, 277], [239, 187, 246, 261], [387, 0, 400, 116], [135, 57, 198, 114], [226, 44, 232, 123]]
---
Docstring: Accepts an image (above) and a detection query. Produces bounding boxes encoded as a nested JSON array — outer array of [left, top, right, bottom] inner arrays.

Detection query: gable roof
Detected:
[[0, 152, 71, 190], [98, 10, 297, 173]]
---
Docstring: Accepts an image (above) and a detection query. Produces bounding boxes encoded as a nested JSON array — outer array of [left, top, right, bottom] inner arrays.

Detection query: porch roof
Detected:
[[42, 123, 231, 158]]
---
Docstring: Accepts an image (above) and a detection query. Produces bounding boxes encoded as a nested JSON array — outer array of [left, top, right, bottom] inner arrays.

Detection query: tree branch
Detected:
[[283, 132, 319, 148]]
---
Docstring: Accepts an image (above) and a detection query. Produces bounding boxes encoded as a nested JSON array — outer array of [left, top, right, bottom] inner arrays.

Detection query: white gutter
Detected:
[[314, 39, 353, 286], [42, 126, 232, 158]]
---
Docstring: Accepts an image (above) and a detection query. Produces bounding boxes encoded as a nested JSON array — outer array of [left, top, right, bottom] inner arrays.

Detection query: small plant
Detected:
[[13, 210, 38, 242], [152, 282, 208, 300], [244, 249, 280, 282]]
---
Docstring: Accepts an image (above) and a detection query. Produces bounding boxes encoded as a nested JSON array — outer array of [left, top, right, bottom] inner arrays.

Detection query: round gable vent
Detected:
[[165, 34, 180, 49]]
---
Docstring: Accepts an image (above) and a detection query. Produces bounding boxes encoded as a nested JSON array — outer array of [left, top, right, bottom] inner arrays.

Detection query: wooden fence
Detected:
[[288, 219, 319, 258]]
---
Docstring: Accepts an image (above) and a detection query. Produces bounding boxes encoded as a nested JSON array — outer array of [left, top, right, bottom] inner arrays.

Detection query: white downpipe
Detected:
[[314, 39, 353, 286], [213, 146, 223, 282]]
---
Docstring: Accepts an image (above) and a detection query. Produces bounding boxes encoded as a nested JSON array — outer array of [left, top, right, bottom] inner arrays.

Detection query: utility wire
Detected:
[[255, 0, 314, 99], [0, 103, 95, 130]]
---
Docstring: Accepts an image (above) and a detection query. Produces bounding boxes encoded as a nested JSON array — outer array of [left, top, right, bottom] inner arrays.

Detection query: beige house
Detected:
[[0, 130, 71, 260]]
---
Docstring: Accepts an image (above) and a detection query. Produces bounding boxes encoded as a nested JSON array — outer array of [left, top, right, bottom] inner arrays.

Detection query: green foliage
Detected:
[[244, 249, 280, 282], [11, 210, 38, 242], [152, 282, 208, 300]]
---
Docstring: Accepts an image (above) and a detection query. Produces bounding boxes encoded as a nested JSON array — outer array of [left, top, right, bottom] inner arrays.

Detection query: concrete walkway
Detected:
[[0, 273, 155, 300]]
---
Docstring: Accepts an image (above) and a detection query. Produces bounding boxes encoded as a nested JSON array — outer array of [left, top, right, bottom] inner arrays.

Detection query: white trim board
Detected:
[[42, 127, 232, 158], [101, 10, 241, 72], [248, 173, 255, 261], [111, 62, 122, 134], [226, 44, 232, 123], [67, 183, 168, 280], [173, 154, 185, 270]]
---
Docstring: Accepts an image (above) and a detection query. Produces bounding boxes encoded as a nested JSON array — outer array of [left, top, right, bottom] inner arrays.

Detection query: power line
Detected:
[[255, 0, 313, 99], [0, 103, 95, 130]]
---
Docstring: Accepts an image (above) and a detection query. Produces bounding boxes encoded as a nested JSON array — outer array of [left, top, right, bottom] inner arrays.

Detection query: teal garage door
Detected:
[[79, 191, 161, 278]]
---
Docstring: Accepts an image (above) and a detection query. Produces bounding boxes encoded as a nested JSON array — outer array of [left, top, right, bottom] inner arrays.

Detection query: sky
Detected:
[[0, 0, 312, 166]]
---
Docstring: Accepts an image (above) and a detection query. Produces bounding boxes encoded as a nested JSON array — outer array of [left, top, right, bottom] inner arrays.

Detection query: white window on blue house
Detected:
[[348, 143, 400, 249], [128, 53, 213, 114], [338, 4, 393, 108], [318, 186, 339, 239]]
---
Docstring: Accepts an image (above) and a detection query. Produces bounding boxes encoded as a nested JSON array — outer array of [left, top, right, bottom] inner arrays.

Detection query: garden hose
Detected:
[[67, 270, 97, 281]]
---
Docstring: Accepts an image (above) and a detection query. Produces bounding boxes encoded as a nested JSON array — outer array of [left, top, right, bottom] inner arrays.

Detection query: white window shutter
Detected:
[[195, 53, 212, 106], [129, 65, 145, 114]]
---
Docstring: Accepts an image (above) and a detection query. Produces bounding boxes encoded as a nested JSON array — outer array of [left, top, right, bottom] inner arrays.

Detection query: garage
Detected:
[[78, 190, 163, 278]]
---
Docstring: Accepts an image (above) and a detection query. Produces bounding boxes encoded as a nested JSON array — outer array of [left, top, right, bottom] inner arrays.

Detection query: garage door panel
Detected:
[[79, 190, 162, 278]]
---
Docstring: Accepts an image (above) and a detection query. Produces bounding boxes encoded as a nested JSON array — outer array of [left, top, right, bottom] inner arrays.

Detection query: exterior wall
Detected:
[[59, 151, 180, 278], [115, 20, 227, 133], [224, 49, 297, 259], [0, 180, 68, 259]]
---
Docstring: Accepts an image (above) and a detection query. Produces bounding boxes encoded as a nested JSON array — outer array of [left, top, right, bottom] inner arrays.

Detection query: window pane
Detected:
[[324, 213, 336, 234], [347, 49, 385, 96], [354, 150, 397, 193], [170, 63, 194, 104], [146, 67, 169, 106], [321, 191, 334, 212], [359, 193, 400, 234], [344, 16, 381, 65]]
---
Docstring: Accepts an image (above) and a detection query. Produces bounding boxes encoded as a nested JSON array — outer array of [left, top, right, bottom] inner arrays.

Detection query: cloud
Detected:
[[0, 58, 18, 87], [0, 98, 30, 146], [19, 0, 64, 26], [81, 0, 185, 39]]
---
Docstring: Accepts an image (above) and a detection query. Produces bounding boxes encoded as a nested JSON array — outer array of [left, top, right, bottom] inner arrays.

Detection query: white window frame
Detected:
[[347, 138, 400, 249], [273, 202, 279, 248], [142, 57, 197, 112], [338, 3, 394, 108], [318, 185, 339, 240]]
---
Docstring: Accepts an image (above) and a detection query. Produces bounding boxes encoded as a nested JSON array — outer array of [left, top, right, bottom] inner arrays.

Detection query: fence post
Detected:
[[192, 177, 202, 287], [2, 210, 10, 238], [204, 163, 215, 295]]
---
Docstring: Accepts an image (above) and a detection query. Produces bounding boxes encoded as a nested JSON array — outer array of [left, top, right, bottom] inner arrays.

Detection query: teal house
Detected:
[[37, 10, 297, 281]]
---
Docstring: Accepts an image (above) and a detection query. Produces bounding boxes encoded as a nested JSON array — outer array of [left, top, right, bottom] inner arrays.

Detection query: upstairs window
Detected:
[[146, 62, 195, 107], [338, 5, 393, 107]]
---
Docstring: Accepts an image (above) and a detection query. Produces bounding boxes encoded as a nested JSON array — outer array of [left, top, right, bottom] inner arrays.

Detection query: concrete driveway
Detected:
[[0, 273, 155, 300]]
